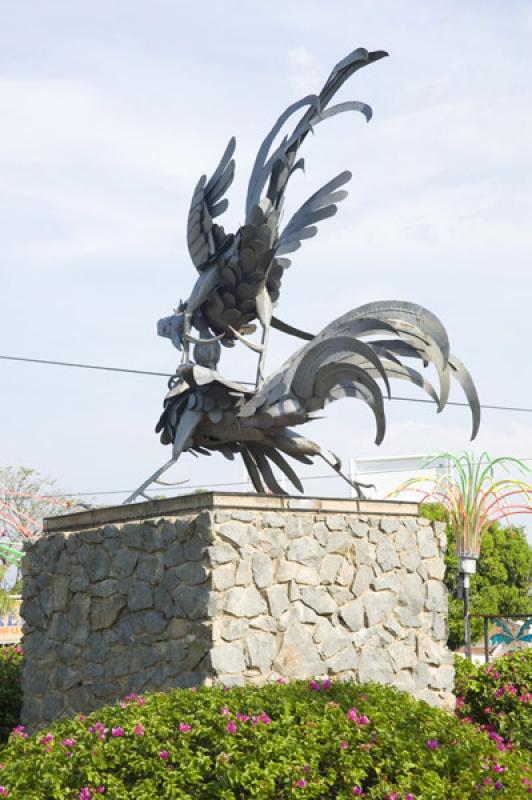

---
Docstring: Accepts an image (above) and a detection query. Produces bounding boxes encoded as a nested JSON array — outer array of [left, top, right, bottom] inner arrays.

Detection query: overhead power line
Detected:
[[1, 353, 532, 414], [29, 458, 532, 500]]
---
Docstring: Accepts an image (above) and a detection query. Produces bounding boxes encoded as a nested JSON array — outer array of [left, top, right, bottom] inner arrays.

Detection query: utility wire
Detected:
[[31, 458, 532, 500], [2, 353, 532, 414]]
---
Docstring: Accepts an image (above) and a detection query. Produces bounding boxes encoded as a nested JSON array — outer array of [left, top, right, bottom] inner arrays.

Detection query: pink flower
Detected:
[[406, 795, 415, 800], [78, 715, 86, 722], [226, 721, 237, 734], [357, 715, 370, 726], [493, 764, 505, 773], [494, 781, 504, 791], [276, 677, 287, 684], [427, 739, 439, 750], [309, 680, 321, 691], [137, 697, 145, 706], [352, 788, 364, 796], [62, 738, 76, 748], [296, 779, 307, 788], [322, 679, 331, 689], [159, 750, 170, 760], [495, 687, 505, 698], [79, 790, 91, 800], [484, 777, 492, 786], [220, 707, 231, 716], [236, 713, 250, 723], [95, 789, 105, 795], [179, 723, 192, 733], [484, 707, 493, 714], [111, 727, 124, 737], [340, 740, 349, 750], [0, 789, 8, 798], [347, 708, 358, 721], [39, 733, 54, 745], [189, 687, 197, 692], [133, 724, 145, 736], [12, 725, 28, 740]]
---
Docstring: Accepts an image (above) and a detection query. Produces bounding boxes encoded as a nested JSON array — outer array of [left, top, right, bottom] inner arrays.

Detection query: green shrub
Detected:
[[455, 649, 532, 752], [0, 646, 22, 742], [0, 680, 530, 799]]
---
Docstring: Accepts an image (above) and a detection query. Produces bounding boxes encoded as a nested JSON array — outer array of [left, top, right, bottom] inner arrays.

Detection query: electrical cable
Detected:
[[1, 353, 532, 413]]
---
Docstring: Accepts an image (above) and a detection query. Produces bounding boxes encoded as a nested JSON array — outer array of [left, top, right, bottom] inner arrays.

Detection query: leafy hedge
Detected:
[[0, 680, 531, 799], [455, 649, 532, 753], [0, 647, 22, 742]]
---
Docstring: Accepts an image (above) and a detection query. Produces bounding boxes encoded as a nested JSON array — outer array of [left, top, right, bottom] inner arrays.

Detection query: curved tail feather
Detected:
[[238, 301, 479, 441]]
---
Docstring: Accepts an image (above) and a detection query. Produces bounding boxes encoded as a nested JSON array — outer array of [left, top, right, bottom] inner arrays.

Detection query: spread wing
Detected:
[[187, 137, 236, 271]]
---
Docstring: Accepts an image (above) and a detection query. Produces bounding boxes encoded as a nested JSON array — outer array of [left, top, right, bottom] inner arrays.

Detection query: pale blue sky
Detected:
[[1, 1, 531, 527]]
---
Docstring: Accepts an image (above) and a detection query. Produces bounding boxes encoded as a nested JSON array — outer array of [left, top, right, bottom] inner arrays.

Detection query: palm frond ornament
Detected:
[[125, 49, 481, 505], [389, 451, 532, 558], [389, 451, 532, 659]]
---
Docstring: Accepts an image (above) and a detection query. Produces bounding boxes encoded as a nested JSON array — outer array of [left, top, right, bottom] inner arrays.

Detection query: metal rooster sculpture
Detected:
[[124, 47, 480, 504]]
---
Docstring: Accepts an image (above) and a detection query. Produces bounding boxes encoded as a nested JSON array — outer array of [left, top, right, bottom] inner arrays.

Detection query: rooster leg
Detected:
[[318, 449, 375, 500], [182, 311, 192, 363], [123, 409, 201, 505], [122, 458, 178, 505], [255, 323, 270, 389]]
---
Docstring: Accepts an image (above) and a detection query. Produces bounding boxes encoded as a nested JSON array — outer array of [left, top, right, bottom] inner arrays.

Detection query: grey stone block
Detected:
[[274, 623, 323, 679], [363, 590, 396, 626], [300, 587, 337, 615], [212, 563, 236, 591], [325, 515, 346, 531], [418, 528, 438, 558], [398, 573, 425, 614], [90, 595, 127, 631], [222, 618, 249, 641], [319, 554, 343, 584], [224, 587, 267, 618], [347, 519, 369, 538], [380, 518, 400, 534], [340, 599, 364, 632], [376, 539, 399, 571], [287, 537, 323, 567], [208, 542, 238, 565], [358, 647, 394, 684], [266, 585, 289, 617], [352, 564, 373, 595], [328, 645, 359, 673], [127, 582, 154, 611], [246, 633, 275, 671], [218, 520, 248, 547], [163, 542, 184, 568], [89, 579, 120, 598], [252, 552, 274, 588], [426, 580, 446, 613], [353, 540, 375, 566], [211, 642, 246, 674], [175, 561, 207, 586], [326, 531, 352, 555]]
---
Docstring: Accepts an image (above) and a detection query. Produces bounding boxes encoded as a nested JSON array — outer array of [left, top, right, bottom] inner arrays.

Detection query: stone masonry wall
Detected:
[[21, 497, 453, 729]]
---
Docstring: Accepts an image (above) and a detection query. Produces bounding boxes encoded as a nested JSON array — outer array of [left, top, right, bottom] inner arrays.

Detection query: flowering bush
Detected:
[[0, 680, 530, 798], [0, 647, 22, 742], [455, 649, 532, 752]]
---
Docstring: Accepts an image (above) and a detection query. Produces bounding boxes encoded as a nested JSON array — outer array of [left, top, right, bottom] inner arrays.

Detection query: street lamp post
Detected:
[[459, 555, 478, 661]]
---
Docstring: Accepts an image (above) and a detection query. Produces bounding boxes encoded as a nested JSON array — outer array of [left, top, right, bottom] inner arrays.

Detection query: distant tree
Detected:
[[0, 466, 81, 599], [421, 504, 532, 649], [0, 466, 76, 542]]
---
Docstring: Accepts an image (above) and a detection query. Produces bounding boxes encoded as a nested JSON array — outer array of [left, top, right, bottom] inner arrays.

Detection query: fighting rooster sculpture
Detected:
[[124, 47, 480, 504]]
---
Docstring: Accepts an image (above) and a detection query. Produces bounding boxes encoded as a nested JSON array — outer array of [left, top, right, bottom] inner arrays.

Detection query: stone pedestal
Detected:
[[21, 492, 453, 729]]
